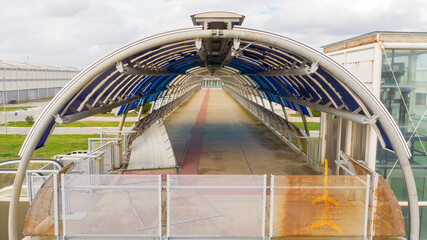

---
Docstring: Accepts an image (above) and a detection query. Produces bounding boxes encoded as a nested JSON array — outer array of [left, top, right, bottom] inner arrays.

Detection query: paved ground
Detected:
[[162, 88, 316, 176], [0, 101, 46, 125]]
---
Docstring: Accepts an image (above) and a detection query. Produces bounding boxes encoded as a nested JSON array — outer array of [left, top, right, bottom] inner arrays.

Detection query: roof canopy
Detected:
[[20, 26, 409, 156]]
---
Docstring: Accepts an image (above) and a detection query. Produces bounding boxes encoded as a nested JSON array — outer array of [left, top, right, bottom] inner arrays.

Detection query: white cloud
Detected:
[[0, 0, 427, 66]]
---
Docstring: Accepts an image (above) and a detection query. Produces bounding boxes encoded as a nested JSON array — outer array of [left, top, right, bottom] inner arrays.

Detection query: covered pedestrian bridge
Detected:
[[9, 12, 419, 239]]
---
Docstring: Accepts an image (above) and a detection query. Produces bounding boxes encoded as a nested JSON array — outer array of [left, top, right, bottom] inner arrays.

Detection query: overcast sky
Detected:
[[1, 0, 426, 67]]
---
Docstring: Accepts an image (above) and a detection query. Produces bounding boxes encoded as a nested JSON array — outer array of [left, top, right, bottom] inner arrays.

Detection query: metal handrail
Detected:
[[0, 159, 63, 170]]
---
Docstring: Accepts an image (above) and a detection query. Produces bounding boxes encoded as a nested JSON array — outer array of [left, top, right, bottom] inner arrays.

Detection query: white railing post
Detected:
[[363, 174, 371, 240], [269, 175, 275, 239], [166, 174, 171, 238], [262, 174, 267, 239], [158, 174, 162, 239], [53, 173, 60, 239], [26, 171, 32, 201], [368, 173, 379, 239], [61, 175, 67, 237]]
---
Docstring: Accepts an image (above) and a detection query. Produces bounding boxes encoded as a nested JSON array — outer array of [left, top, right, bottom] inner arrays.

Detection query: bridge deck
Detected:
[[161, 88, 316, 176]]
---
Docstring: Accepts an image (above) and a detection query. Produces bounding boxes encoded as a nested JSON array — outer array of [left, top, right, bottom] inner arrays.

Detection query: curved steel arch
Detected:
[[9, 27, 419, 239]]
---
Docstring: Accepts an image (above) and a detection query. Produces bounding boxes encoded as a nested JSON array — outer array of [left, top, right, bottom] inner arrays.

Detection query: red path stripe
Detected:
[[179, 89, 210, 174], [186, 152, 208, 155]]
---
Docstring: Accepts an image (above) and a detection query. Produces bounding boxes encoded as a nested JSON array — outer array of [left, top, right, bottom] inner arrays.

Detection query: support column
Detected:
[[319, 112, 328, 163], [296, 104, 310, 136], [345, 119, 353, 156], [335, 117, 343, 167], [137, 103, 145, 120], [279, 98, 290, 122], [118, 104, 130, 131], [269, 100, 275, 113], [365, 125, 377, 170], [256, 90, 266, 108]]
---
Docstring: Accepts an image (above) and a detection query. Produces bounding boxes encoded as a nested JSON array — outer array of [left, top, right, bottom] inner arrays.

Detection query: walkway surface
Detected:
[[163, 88, 316, 176]]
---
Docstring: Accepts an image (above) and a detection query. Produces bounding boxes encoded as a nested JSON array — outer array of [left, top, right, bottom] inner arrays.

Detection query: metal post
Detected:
[[296, 104, 310, 136], [363, 174, 371, 240], [53, 173, 60, 239], [269, 175, 275, 238], [262, 174, 267, 239], [158, 174, 162, 238], [118, 104, 130, 131], [137, 103, 145, 120], [61, 175, 67, 237], [3, 76, 7, 134], [345, 120, 353, 156], [279, 98, 290, 121], [166, 174, 171, 238], [26, 172, 32, 201], [368, 173, 379, 239], [335, 117, 343, 168]]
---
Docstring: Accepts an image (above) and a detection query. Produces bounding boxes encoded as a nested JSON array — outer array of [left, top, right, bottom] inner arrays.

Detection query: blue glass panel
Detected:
[[317, 68, 360, 112], [117, 104, 128, 115], [36, 120, 56, 150], [307, 73, 344, 107], [376, 122, 394, 151]]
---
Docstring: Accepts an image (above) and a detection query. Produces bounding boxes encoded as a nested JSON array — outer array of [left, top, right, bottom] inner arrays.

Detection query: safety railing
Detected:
[[166, 175, 267, 239], [54, 137, 123, 175], [100, 130, 136, 159], [224, 86, 322, 170], [335, 151, 406, 238], [61, 174, 162, 238], [269, 175, 370, 238], [0, 159, 62, 197], [126, 85, 199, 149], [88, 138, 123, 170], [23, 172, 383, 239], [26, 169, 59, 202]]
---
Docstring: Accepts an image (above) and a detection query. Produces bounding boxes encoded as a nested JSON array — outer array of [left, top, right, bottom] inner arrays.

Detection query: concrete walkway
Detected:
[[163, 88, 316, 176]]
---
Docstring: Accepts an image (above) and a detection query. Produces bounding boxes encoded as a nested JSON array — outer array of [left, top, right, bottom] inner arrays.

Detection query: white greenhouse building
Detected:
[[0, 60, 81, 104]]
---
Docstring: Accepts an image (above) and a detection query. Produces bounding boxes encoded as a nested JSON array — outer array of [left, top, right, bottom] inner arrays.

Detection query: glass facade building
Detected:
[[323, 33, 427, 239], [377, 49, 427, 238]]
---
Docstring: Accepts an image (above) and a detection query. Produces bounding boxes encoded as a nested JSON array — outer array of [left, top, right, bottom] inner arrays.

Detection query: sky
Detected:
[[1, 0, 426, 67]]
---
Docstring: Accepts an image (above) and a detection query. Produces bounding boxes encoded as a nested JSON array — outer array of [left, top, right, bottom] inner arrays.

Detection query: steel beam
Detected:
[[116, 62, 175, 76], [226, 79, 377, 125], [246, 61, 318, 76]]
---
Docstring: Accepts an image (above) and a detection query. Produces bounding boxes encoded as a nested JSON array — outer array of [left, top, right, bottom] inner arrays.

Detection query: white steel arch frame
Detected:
[[9, 28, 420, 240]]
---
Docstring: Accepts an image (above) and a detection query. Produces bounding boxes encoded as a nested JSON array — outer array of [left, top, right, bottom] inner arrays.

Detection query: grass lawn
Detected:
[[289, 113, 321, 118], [1, 121, 135, 128], [291, 122, 321, 131], [94, 112, 142, 117], [0, 106, 34, 112], [0, 134, 98, 160]]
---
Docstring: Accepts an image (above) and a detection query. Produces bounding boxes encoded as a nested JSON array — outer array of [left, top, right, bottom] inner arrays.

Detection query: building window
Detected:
[[415, 92, 426, 106]]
